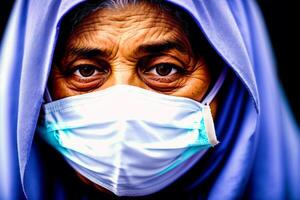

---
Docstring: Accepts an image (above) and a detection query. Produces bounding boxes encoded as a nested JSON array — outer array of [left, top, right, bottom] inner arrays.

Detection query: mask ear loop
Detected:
[[43, 87, 52, 103], [201, 67, 228, 146], [202, 67, 228, 105]]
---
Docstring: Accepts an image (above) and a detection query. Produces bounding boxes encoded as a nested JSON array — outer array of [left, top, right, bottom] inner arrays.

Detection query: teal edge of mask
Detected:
[[157, 118, 211, 176]]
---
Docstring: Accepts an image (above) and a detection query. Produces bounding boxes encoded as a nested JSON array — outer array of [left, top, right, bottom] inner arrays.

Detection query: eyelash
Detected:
[[154, 63, 186, 73], [64, 64, 107, 76], [141, 63, 188, 78]]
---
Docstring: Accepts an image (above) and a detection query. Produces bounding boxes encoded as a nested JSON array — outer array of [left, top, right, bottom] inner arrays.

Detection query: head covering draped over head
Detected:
[[1, 0, 299, 199]]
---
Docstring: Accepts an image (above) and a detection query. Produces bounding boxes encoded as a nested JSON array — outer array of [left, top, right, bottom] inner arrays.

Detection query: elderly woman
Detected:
[[0, 0, 299, 199]]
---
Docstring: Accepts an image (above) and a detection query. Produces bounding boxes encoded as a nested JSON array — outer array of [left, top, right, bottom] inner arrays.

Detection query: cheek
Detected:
[[48, 72, 65, 100], [174, 64, 211, 102], [48, 68, 74, 100], [177, 66, 218, 119], [210, 98, 218, 119]]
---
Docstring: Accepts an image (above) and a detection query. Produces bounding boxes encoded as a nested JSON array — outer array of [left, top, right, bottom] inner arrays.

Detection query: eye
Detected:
[[73, 64, 107, 78], [146, 63, 179, 76], [60, 63, 110, 91], [139, 61, 189, 92]]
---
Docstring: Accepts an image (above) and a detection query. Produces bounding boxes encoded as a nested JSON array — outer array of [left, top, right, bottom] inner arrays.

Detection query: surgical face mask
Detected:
[[38, 69, 226, 197]]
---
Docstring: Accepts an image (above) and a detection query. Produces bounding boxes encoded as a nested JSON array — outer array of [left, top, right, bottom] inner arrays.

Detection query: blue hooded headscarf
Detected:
[[1, 0, 299, 199]]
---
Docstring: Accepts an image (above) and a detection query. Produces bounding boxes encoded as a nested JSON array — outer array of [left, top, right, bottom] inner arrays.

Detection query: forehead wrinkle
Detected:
[[66, 32, 117, 59], [70, 1, 184, 40], [71, 20, 187, 54], [97, 2, 163, 19], [114, 15, 188, 45], [64, 2, 195, 62], [121, 23, 192, 55], [74, 2, 177, 32], [75, 16, 176, 34]]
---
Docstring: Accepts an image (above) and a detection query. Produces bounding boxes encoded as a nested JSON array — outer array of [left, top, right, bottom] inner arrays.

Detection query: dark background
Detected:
[[1, 1, 299, 124], [257, 0, 299, 124]]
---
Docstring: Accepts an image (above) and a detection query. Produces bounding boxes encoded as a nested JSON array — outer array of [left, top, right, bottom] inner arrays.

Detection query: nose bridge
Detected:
[[112, 64, 135, 85], [108, 61, 142, 87]]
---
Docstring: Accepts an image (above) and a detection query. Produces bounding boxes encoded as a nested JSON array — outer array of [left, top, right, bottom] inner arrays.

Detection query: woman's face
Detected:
[[50, 2, 217, 115]]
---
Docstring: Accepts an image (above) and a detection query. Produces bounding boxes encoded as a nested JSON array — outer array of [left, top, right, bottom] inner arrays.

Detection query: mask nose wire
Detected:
[[202, 67, 228, 105]]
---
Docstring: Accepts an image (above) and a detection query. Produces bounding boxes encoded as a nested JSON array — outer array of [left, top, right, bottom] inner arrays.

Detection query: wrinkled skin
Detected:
[[49, 1, 218, 195]]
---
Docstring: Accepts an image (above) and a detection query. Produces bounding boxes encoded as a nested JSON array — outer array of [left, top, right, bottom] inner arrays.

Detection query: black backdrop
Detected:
[[257, 0, 299, 124], [1, 1, 299, 124]]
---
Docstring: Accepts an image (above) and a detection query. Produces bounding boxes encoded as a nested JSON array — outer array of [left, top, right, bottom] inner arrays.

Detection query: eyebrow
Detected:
[[67, 47, 110, 59], [137, 40, 188, 55], [64, 40, 188, 60]]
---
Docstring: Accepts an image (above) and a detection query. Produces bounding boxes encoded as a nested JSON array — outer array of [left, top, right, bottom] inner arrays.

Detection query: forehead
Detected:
[[65, 2, 189, 50]]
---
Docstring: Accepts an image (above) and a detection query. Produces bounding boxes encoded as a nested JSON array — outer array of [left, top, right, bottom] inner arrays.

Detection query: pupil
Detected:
[[79, 66, 95, 77], [156, 65, 172, 76]]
